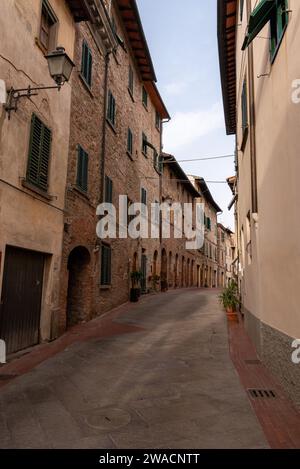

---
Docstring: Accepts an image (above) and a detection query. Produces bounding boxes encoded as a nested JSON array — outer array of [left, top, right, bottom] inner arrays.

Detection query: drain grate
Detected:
[[248, 388, 276, 399], [245, 359, 261, 365]]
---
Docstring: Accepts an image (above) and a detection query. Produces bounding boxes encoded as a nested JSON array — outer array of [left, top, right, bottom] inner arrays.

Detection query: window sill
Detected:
[[126, 151, 134, 161], [79, 73, 93, 97], [270, 25, 288, 65], [106, 118, 117, 134], [99, 285, 112, 290], [142, 102, 148, 112], [72, 185, 89, 200], [142, 151, 148, 158], [128, 88, 135, 102], [155, 125, 161, 133], [22, 179, 53, 201]]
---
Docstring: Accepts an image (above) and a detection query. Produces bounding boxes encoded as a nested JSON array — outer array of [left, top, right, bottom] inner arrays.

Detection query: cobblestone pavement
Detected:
[[0, 289, 269, 449]]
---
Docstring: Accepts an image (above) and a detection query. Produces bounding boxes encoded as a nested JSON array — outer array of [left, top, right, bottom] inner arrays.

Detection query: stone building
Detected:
[[217, 223, 235, 287], [218, 0, 300, 407], [0, 0, 91, 353], [59, 0, 171, 331], [161, 154, 204, 290], [189, 176, 222, 288]]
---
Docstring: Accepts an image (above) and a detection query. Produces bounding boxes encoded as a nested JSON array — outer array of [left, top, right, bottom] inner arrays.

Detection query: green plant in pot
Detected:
[[151, 274, 160, 292], [219, 281, 240, 317], [130, 271, 142, 302]]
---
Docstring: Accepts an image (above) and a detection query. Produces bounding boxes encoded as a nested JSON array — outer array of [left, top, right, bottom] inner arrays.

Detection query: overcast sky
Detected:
[[137, 0, 235, 229]]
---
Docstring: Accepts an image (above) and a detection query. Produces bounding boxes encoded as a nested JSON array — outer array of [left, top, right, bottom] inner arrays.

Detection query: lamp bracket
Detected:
[[5, 83, 63, 120]]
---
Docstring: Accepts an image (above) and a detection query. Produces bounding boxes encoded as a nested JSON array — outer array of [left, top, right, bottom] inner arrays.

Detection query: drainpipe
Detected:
[[246, 0, 258, 214], [100, 52, 111, 205]]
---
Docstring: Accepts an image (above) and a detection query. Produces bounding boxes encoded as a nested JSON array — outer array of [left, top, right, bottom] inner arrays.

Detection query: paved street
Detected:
[[0, 289, 268, 449]]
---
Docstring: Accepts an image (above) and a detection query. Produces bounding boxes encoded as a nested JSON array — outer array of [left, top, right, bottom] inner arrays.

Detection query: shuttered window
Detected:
[[128, 65, 134, 96], [105, 175, 113, 203], [127, 128, 133, 155], [241, 79, 248, 133], [141, 187, 147, 205], [27, 113, 52, 191], [107, 91, 116, 127], [270, 0, 289, 60], [76, 145, 88, 192], [240, 0, 244, 21], [81, 41, 92, 87], [142, 132, 148, 156], [101, 244, 112, 286], [142, 86, 148, 108]]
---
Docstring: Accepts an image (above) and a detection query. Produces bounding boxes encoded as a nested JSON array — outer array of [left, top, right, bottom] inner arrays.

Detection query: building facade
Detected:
[[218, 0, 300, 407], [0, 0, 92, 353]]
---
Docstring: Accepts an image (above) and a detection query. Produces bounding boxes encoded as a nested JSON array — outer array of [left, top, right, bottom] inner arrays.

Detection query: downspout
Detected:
[[100, 52, 111, 204], [246, 0, 258, 214]]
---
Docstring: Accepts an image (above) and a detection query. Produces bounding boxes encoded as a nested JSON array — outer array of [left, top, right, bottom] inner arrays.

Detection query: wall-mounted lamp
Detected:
[[5, 47, 74, 119]]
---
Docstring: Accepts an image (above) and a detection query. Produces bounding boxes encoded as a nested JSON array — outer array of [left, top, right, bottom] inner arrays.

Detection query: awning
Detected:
[[242, 0, 275, 50]]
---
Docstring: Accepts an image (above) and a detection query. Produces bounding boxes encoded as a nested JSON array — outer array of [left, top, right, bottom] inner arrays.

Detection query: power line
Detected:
[[164, 154, 235, 164]]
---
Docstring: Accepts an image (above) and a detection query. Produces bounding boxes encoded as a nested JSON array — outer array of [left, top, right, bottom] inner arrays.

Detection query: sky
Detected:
[[136, 0, 235, 229]]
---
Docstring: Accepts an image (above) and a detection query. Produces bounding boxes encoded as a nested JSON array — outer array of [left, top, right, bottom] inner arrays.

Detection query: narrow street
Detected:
[[0, 290, 268, 449]]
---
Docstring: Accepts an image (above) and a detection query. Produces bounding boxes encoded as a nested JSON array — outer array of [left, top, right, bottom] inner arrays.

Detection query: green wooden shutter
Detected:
[[77, 146, 88, 192], [101, 244, 111, 285], [127, 128, 133, 154], [241, 79, 248, 132], [105, 176, 113, 203], [82, 41, 92, 86], [27, 114, 51, 191], [242, 0, 276, 50]]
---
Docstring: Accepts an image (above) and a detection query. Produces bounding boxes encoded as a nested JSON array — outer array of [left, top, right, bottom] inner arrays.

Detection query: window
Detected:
[[27, 114, 52, 191], [142, 86, 148, 108], [81, 41, 92, 87], [76, 145, 88, 192], [141, 187, 147, 205], [39, 0, 58, 52], [155, 111, 161, 131], [241, 78, 248, 134], [242, 0, 289, 57], [153, 150, 158, 170], [107, 91, 116, 127], [101, 244, 111, 286], [206, 217, 211, 231], [142, 132, 148, 156], [128, 66, 134, 96], [270, 0, 288, 60], [240, 0, 244, 21], [105, 175, 113, 203], [127, 128, 133, 155]]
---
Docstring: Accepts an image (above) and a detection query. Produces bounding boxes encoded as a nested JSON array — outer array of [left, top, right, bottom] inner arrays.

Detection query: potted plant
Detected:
[[151, 274, 160, 292], [219, 281, 240, 321], [130, 271, 142, 302]]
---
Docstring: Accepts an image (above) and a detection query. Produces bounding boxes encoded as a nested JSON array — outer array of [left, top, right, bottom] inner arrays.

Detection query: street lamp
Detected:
[[5, 47, 74, 119]]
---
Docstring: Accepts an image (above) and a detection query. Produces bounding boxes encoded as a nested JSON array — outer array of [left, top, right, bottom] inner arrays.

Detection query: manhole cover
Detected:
[[84, 407, 131, 431]]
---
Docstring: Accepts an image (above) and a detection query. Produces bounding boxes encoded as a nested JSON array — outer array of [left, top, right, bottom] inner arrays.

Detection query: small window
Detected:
[[27, 114, 52, 191], [241, 78, 248, 134], [128, 66, 134, 96], [153, 150, 158, 171], [142, 86, 148, 108], [270, 0, 289, 60], [101, 244, 111, 286], [127, 128, 133, 155], [105, 175, 113, 203], [155, 111, 161, 131], [107, 91, 116, 127], [76, 145, 88, 192], [240, 0, 244, 21], [39, 0, 58, 52], [141, 187, 147, 205], [81, 41, 92, 87], [142, 132, 148, 156]]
